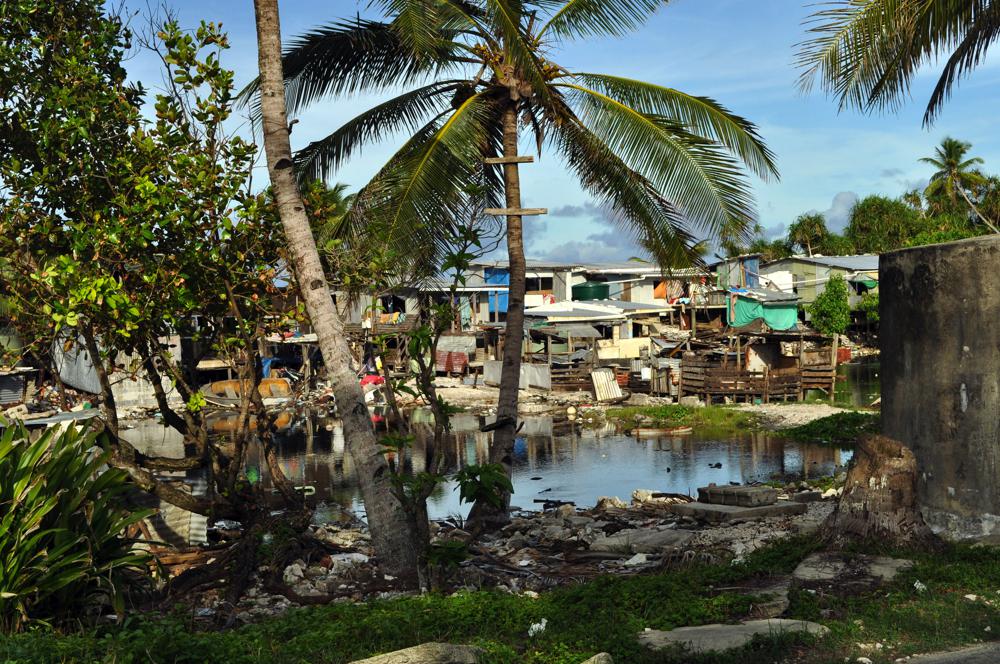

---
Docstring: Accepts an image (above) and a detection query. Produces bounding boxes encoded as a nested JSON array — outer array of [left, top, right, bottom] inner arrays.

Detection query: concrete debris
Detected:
[[638, 619, 829, 653]]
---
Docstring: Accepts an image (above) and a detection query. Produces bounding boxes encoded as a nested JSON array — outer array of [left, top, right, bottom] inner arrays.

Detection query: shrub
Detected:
[[0, 421, 151, 632], [808, 274, 851, 335]]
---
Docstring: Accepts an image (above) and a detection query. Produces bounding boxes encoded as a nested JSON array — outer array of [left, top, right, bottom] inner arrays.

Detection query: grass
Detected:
[[604, 404, 760, 434], [3, 537, 998, 664], [783, 411, 879, 446]]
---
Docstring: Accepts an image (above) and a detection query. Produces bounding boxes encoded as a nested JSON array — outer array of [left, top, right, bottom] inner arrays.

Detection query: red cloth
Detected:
[[360, 374, 385, 386]]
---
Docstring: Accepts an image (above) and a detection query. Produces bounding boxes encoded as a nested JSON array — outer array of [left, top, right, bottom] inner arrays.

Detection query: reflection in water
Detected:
[[834, 358, 881, 408], [124, 411, 852, 523], [230, 411, 853, 520]]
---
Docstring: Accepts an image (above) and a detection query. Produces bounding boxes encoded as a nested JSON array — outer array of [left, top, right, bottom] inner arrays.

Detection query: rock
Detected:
[[821, 488, 838, 500], [305, 565, 327, 579], [282, 562, 305, 585], [748, 579, 791, 619], [792, 490, 823, 503], [590, 528, 693, 554], [595, 496, 627, 510], [679, 396, 704, 408], [792, 552, 847, 583], [631, 489, 656, 504], [580, 655, 614, 664], [638, 619, 829, 654], [857, 658, 873, 664], [623, 553, 649, 567], [542, 525, 570, 541], [553, 504, 576, 519], [866, 557, 914, 583], [670, 501, 807, 523], [698, 485, 779, 507], [330, 552, 370, 573], [348, 642, 484, 663], [566, 515, 594, 529]]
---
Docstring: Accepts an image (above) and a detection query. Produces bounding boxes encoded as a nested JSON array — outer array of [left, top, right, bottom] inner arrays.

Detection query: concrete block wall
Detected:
[[880, 236, 1000, 542]]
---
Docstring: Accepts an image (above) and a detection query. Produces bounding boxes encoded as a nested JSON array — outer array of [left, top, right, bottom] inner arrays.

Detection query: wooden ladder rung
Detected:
[[484, 207, 548, 216], [484, 155, 535, 164]]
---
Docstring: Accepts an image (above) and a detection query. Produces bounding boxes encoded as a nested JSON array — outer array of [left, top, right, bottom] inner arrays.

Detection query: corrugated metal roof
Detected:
[[764, 254, 879, 271], [729, 287, 799, 303]]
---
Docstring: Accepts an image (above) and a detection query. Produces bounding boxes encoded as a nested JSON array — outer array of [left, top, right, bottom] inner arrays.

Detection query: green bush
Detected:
[[808, 274, 851, 335], [0, 421, 151, 632]]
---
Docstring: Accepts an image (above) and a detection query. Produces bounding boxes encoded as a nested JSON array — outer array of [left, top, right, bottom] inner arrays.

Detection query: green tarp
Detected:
[[728, 297, 798, 331]]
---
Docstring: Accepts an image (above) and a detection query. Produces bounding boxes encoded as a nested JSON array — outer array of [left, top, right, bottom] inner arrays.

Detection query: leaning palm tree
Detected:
[[253, 0, 778, 526], [797, 0, 1000, 126], [921, 138, 997, 232]]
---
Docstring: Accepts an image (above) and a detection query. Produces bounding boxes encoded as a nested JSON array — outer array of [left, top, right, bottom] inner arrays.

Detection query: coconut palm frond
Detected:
[[482, 0, 552, 101], [344, 93, 498, 273], [551, 109, 701, 268], [294, 80, 470, 183], [926, 2, 1000, 123], [572, 73, 778, 180], [797, 0, 993, 124], [561, 83, 757, 242], [538, 0, 661, 40]]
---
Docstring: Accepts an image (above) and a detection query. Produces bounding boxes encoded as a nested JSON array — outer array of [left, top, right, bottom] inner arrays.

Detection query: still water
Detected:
[[219, 411, 852, 520]]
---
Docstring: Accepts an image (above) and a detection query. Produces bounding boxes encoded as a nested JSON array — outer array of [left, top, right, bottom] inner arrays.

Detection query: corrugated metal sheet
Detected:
[[591, 368, 624, 402], [0, 374, 26, 405]]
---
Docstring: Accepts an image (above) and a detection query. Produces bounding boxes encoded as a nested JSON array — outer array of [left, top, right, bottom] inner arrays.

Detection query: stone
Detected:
[[866, 556, 914, 582], [589, 528, 694, 554], [792, 552, 847, 583], [553, 504, 576, 519], [566, 515, 594, 529], [697, 485, 779, 507], [821, 488, 838, 500], [579, 655, 614, 664], [595, 496, 627, 510], [669, 501, 807, 524], [330, 552, 370, 573], [678, 396, 704, 408], [282, 562, 305, 585], [792, 490, 823, 503], [748, 579, 791, 619], [623, 553, 649, 567], [542, 525, 570, 541], [638, 619, 829, 654], [348, 642, 484, 664], [305, 565, 327, 579], [632, 489, 655, 504]]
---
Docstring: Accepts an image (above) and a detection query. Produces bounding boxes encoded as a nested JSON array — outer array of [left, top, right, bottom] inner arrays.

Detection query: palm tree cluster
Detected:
[[249, 0, 778, 526]]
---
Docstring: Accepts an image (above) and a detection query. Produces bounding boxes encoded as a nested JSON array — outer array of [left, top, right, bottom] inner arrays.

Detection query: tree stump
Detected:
[[824, 435, 938, 548]]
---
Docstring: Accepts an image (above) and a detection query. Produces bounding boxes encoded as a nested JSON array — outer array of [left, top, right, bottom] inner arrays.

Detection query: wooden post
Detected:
[[690, 306, 697, 338], [736, 335, 742, 371], [829, 334, 839, 403], [546, 334, 552, 366]]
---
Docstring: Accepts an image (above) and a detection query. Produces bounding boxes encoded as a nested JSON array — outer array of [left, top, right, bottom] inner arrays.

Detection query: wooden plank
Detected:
[[484, 207, 548, 216], [484, 155, 535, 164]]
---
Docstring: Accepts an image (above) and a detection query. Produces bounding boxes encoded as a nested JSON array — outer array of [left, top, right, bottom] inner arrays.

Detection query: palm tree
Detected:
[[786, 212, 829, 256], [797, 0, 1000, 126], [920, 138, 997, 232], [252, 0, 418, 575], [253, 0, 778, 526]]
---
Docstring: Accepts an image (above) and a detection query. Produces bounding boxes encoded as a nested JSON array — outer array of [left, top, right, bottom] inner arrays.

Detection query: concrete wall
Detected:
[[880, 236, 1000, 542]]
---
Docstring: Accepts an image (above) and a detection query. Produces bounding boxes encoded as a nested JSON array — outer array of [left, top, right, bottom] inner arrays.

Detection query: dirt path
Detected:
[[732, 402, 851, 429]]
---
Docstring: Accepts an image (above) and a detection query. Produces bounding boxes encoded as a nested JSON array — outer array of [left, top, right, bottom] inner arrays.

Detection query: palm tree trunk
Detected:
[[252, 0, 416, 577], [958, 185, 999, 234], [468, 104, 523, 529]]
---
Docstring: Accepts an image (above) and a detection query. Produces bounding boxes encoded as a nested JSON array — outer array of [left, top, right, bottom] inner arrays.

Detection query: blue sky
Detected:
[[123, 0, 1000, 262]]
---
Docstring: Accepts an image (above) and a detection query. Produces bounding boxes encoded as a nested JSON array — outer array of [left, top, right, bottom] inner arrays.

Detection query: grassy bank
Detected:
[[604, 404, 759, 434], [4, 537, 999, 664], [783, 411, 879, 445]]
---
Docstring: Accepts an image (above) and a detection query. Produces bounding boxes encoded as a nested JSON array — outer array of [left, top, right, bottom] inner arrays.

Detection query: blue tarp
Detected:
[[485, 267, 509, 313]]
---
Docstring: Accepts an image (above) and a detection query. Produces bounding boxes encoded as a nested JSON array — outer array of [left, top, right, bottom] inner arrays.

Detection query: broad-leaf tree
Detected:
[[251, 0, 778, 527]]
